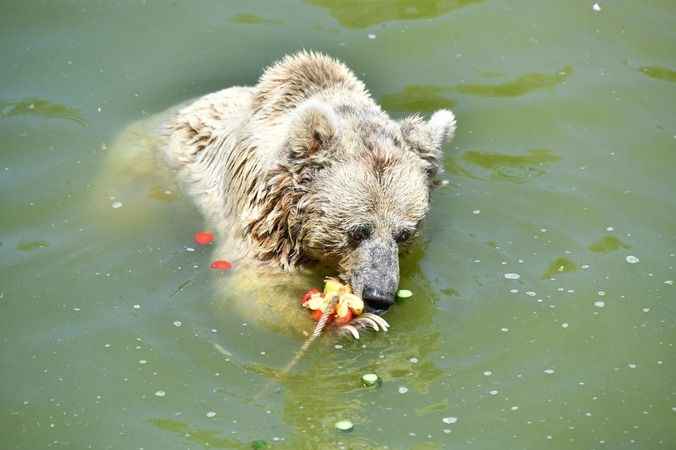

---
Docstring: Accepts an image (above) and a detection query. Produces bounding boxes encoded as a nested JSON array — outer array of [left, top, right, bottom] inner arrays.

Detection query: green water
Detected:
[[2, 1, 675, 449]]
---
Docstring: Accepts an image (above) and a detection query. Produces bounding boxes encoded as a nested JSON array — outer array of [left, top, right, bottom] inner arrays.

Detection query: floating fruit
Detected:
[[194, 231, 214, 245], [210, 260, 232, 270]]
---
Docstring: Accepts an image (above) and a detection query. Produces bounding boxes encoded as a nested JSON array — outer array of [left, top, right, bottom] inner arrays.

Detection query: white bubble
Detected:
[[154, 390, 166, 397], [206, 411, 216, 418], [511, 406, 519, 411], [526, 291, 537, 297], [489, 390, 499, 396], [500, 328, 509, 332], [592, 3, 601, 12], [665, 280, 674, 286], [593, 300, 606, 308], [625, 255, 640, 264], [561, 323, 569, 328], [472, 209, 481, 215], [544, 368, 555, 375], [367, 33, 376, 39], [398, 386, 409, 394], [442, 416, 458, 424], [139, 359, 147, 365], [606, 226, 614, 231], [133, 304, 140, 310], [628, 363, 637, 369], [409, 357, 419, 364], [111, 201, 123, 209], [483, 370, 493, 376], [504, 273, 521, 280], [597, 290, 606, 296], [173, 321, 182, 327]]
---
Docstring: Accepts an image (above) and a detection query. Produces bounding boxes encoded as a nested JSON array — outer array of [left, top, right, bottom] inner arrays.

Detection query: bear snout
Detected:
[[362, 286, 395, 314]]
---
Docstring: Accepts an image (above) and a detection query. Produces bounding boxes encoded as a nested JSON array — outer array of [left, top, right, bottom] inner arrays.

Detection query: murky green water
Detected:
[[2, 1, 676, 449]]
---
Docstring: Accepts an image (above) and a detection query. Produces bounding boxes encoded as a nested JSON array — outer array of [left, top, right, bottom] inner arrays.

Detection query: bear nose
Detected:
[[362, 286, 395, 313]]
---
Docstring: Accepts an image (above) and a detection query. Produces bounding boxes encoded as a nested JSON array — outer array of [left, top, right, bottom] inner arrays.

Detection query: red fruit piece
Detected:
[[301, 288, 321, 305], [210, 260, 233, 271], [194, 231, 214, 245], [334, 309, 353, 326], [311, 309, 334, 322]]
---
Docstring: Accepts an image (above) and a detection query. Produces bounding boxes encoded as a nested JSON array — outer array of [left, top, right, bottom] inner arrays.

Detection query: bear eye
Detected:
[[348, 224, 372, 244], [394, 228, 413, 243]]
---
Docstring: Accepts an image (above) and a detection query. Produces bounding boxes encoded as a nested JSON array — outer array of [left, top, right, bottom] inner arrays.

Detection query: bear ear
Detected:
[[400, 109, 456, 180], [287, 100, 338, 162]]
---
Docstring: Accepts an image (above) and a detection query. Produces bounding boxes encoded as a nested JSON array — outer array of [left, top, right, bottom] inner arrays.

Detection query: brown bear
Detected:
[[96, 51, 456, 334]]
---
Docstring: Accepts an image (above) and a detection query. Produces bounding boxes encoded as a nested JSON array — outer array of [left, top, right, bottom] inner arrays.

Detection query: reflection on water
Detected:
[[237, 243, 447, 449], [306, 0, 483, 28], [380, 85, 455, 113], [456, 66, 573, 97], [0, 98, 86, 125], [639, 65, 676, 82]]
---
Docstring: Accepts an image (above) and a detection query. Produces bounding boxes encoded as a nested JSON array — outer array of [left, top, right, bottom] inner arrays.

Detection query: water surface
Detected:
[[2, 1, 675, 449]]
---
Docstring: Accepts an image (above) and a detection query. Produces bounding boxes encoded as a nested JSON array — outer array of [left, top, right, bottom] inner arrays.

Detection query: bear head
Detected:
[[248, 100, 456, 315]]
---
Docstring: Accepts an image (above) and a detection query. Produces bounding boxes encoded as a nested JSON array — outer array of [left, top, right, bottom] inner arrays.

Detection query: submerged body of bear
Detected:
[[97, 51, 456, 333]]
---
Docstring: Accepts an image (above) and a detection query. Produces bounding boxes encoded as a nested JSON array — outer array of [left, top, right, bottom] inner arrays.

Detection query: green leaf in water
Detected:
[[306, 0, 484, 28], [460, 148, 560, 183], [16, 240, 49, 252], [0, 98, 86, 126], [639, 66, 676, 83], [543, 257, 577, 279], [380, 85, 455, 113], [588, 235, 630, 254], [456, 66, 573, 97]]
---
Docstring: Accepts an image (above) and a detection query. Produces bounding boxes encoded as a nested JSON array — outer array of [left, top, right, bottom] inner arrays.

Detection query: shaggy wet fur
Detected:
[[162, 51, 456, 302]]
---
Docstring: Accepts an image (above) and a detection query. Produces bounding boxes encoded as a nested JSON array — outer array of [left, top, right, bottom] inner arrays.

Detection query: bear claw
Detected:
[[337, 313, 390, 339]]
